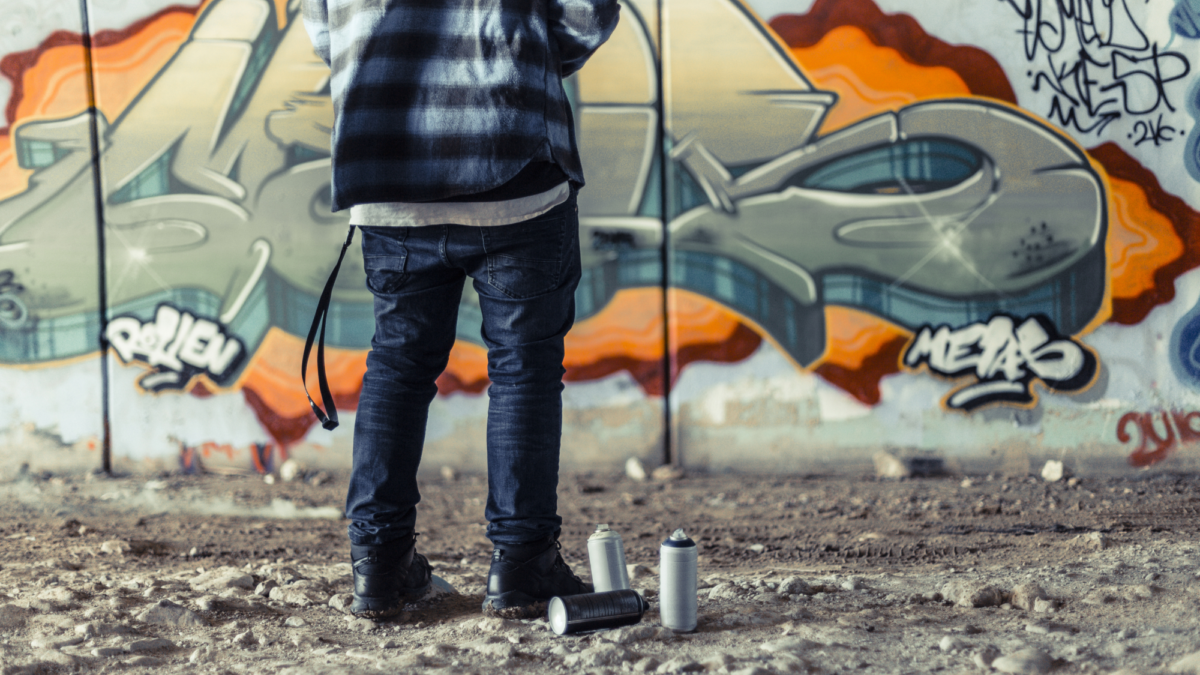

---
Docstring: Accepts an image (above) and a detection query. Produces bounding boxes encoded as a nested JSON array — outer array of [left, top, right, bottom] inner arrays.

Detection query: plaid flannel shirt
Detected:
[[301, 0, 620, 211]]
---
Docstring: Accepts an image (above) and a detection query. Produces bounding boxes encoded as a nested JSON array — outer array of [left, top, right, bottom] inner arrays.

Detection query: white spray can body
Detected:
[[659, 528, 698, 632], [587, 524, 631, 592]]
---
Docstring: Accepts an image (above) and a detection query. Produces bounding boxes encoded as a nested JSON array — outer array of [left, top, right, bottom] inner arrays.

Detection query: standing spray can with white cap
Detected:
[[659, 528, 698, 632], [587, 524, 631, 592]]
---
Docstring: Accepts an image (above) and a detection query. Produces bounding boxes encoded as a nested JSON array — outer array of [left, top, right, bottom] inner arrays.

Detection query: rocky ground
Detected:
[[0, 465, 1199, 675]]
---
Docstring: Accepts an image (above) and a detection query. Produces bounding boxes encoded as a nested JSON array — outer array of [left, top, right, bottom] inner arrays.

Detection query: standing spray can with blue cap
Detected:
[[659, 528, 698, 632]]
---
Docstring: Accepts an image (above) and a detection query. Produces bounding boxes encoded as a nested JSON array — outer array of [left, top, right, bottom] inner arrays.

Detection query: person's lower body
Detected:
[[344, 191, 591, 619]]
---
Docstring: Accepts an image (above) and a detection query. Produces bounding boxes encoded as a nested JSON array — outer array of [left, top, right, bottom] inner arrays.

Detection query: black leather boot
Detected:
[[482, 535, 592, 618], [350, 535, 432, 620]]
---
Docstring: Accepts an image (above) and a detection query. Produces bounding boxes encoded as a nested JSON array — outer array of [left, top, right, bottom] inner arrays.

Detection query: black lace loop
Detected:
[[302, 225, 356, 430]]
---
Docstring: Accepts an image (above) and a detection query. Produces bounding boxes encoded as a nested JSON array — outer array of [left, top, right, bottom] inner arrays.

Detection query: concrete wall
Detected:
[[2, 0, 1199, 476]]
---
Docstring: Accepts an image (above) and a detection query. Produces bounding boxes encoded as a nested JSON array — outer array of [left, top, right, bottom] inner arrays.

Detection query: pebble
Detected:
[[1033, 598, 1055, 613], [137, 599, 206, 628], [284, 616, 307, 627], [939, 635, 966, 652], [92, 646, 124, 657], [708, 583, 740, 601], [327, 594, 353, 613], [633, 656, 661, 673], [991, 648, 1053, 674], [972, 645, 1001, 668], [126, 638, 174, 652], [1010, 582, 1047, 611], [1169, 650, 1200, 673], [941, 580, 1006, 608]]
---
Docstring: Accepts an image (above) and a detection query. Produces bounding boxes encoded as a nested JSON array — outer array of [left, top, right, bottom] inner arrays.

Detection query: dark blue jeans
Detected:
[[346, 192, 580, 547]]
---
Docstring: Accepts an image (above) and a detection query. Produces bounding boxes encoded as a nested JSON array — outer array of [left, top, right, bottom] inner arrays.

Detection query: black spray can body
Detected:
[[547, 589, 649, 635]]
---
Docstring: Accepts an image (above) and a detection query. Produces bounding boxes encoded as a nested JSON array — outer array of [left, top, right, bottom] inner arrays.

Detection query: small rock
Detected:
[[1010, 583, 1048, 611], [124, 655, 164, 666], [730, 668, 771, 675], [651, 465, 685, 481], [379, 638, 400, 649], [972, 645, 1001, 668], [760, 637, 821, 654], [708, 583, 739, 601], [255, 580, 279, 597], [195, 595, 221, 611], [1169, 650, 1200, 673], [189, 646, 212, 663], [348, 618, 376, 632], [328, 593, 353, 613], [626, 457, 648, 482], [992, 648, 1052, 674], [1040, 460, 1067, 482], [465, 637, 515, 659], [1123, 584, 1156, 601], [777, 577, 811, 596], [189, 567, 255, 592], [1070, 532, 1108, 550], [100, 540, 131, 555], [1033, 598, 1055, 613], [93, 647, 124, 657], [439, 465, 458, 482], [279, 459, 305, 482], [126, 638, 174, 652], [941, 580, 1006, 608], [137, 599, 206, 629], [939, 636, 966, 652], [284, 616, 307, 627]]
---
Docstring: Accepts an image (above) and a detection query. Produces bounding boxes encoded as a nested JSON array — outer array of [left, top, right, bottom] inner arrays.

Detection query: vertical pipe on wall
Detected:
[[656, 0, 673, 467], [77, 0, 113, 475]]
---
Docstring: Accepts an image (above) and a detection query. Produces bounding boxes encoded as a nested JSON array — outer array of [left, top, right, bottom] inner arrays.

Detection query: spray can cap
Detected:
[[595, 524, 610, 532], [662, 528, 695, 547]]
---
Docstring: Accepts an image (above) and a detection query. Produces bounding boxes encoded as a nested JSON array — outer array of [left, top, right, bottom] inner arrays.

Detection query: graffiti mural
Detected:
[[0, 0, 1198, 473]]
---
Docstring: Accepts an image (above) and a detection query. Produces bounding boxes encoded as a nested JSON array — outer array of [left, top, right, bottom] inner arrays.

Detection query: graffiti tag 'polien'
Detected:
[[587, 524, 630, 592], [547, 590, 649, 635], [659, 528, 698, 632]]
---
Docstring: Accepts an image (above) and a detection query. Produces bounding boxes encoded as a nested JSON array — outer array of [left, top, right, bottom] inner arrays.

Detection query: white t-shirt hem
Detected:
[[348, 182, 570, 227]]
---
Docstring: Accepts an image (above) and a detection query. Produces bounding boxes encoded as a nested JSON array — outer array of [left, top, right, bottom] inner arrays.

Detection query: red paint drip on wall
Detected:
[[813, 336, 908, 406]]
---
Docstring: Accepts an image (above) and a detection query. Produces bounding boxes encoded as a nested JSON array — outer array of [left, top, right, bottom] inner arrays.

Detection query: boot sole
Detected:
[[351, 580, 433, 620], [481, 591, 549, 619]]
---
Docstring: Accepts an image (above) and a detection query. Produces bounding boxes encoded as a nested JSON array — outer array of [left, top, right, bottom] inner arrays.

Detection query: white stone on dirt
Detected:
[[1122, 584, 1157, 601], [125, 638, 174, 652], [1041, 460, 1066, 482], [328, 593, 353, 612], [255, 580, 279, 597], [730, 667, 771, 675], [190, 567, 255, 592], [1010, 582, 1048, 611], [1033, 598, 1055, 613], [284, 616, 307, 627], [708, 583, 740, 600], [92, 646, 124, 657], [777, 577, 812, 596], [465, 636, 515, 659], [939, 636, 966, 652], [1071, 532, 1108, 550], [137, 599, 206, 628], [992, 648, 1053, 674], [279, 459, 305, 482], [941, 580, 1006, 607], [1169, 650, 1200, 673], [626, 457, 648, 481], [100, 540, 130, 555]]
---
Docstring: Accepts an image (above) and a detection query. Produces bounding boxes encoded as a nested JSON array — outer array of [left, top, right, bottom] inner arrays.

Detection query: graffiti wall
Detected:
[[1, 0, 1198, 475]]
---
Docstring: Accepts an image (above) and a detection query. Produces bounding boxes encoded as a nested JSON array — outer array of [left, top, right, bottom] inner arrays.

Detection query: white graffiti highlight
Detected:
[[903, 314, 1097, 411], [107, 303, 245, 392]]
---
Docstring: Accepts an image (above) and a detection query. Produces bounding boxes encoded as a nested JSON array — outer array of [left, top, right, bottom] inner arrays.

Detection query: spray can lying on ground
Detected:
[[548, 589, 649, 635], [587, 524, 630, 592], [659, 528, 698, 632]]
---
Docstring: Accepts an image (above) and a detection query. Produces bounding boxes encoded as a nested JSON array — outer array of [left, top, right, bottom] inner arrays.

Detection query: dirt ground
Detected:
[[1, 465, 1199, 674]]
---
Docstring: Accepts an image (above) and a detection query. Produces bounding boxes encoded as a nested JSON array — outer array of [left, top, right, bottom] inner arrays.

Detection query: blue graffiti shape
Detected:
[[1170, 294, 1200, 389], [106, 303, 246, 392], [1186, 77, 1200, 182], [1171, 0, 1200, 39], [904, 314, 1097, 412]]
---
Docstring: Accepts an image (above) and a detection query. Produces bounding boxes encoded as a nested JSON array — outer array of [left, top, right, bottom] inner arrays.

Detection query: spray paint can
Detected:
[[548, 589, 649, 635], [587, 524, 630, 592], [659, 528, 698, 632]]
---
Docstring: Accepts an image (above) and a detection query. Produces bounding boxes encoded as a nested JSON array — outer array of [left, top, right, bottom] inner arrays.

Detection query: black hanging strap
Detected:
[[302, 225, 356, 430]]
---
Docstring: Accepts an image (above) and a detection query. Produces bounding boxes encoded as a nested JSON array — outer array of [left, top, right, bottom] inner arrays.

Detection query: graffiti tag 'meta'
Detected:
[[903, 315, 1096, 411], [107, 303, 245, 392]]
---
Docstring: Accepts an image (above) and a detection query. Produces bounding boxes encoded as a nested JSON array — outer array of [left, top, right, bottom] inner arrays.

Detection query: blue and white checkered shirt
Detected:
[[301, 0, 620, 211]]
